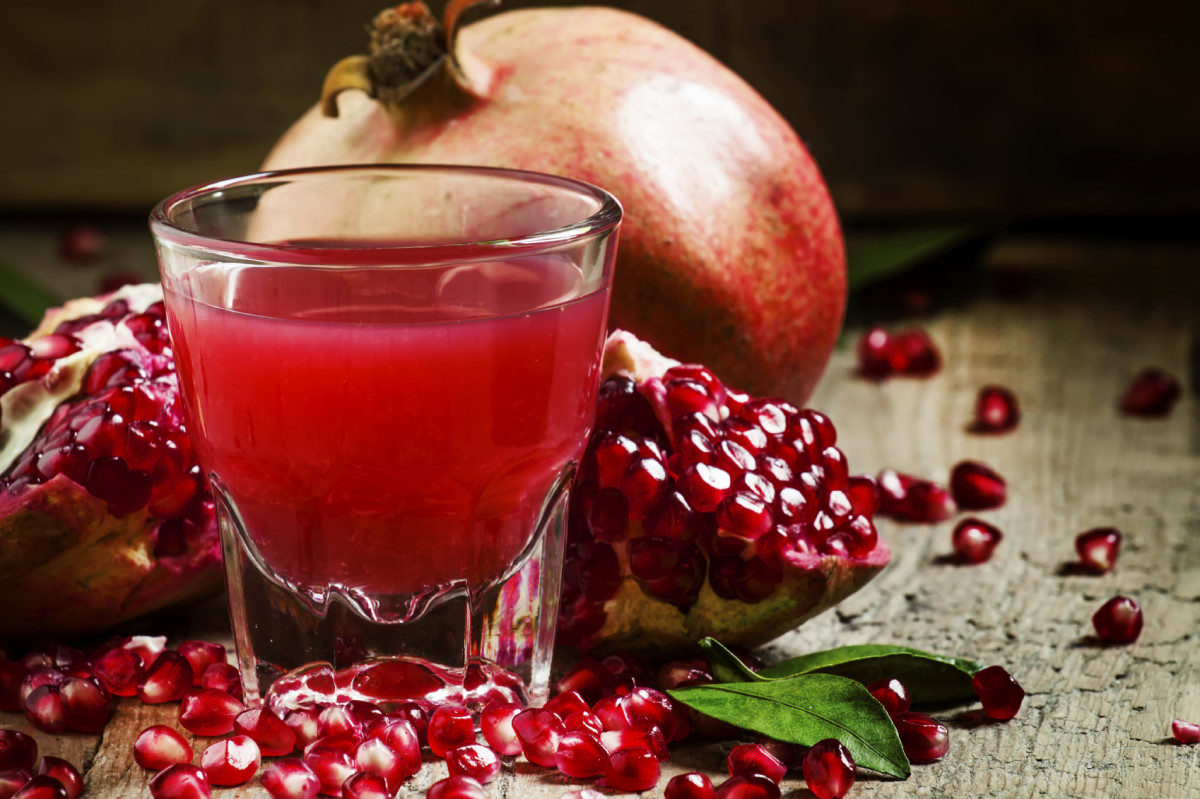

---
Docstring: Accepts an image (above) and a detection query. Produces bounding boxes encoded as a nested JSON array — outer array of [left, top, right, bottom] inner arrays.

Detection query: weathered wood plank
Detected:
[[1, 234, 1198, 796]]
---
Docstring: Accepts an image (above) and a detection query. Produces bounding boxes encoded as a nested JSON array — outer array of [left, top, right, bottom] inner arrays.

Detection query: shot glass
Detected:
[[150, 165, 620, 709]]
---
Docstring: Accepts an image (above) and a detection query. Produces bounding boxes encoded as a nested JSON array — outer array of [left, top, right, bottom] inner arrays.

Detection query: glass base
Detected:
[[217, 471, 571, 709]]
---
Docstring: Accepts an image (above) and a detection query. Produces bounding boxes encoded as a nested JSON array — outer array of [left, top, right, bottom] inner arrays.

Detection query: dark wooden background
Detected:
[[1, 0, 1197, 219]]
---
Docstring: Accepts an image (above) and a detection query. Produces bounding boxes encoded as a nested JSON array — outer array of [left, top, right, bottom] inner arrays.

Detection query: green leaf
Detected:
[[698, 638, 767, 684], [669, 674, 910, 779], [845, 223, 992, 292], [757, 644, 984, 705], [0, 260, 58, 327]]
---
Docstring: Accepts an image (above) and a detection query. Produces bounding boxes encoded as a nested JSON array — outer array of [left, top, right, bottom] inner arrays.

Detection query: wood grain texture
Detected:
[[1, 1, 1197, 215], [1, 234, 1198, 796]]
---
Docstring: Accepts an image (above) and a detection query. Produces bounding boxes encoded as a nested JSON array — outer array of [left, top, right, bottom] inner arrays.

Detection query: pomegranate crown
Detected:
[[321, 0, 499, 116]]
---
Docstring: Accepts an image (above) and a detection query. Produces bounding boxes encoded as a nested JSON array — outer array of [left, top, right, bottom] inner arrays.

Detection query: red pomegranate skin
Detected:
[[263, 4, 846, 403]]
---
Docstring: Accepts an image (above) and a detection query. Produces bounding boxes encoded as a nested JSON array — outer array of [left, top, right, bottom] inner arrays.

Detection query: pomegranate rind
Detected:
[[0, 285, 221, 637]]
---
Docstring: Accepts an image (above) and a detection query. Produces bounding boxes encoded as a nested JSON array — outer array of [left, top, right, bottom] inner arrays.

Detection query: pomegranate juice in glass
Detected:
[[150, 165, 620, 708]]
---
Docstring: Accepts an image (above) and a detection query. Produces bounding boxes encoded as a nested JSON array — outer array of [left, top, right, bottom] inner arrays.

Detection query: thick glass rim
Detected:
[[149, 163, 623, 264]]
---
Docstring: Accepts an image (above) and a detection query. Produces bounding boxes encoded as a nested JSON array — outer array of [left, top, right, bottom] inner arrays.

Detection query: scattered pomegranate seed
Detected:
[[1172, 719, 1200, 744], [376, 720, 422, 778], [801, 738, 855, 799], [972, 665, 1025, 720], [177, 643, 225, 685], [351, 738, 406, 791], [563, 710, 604, 736], [545, 690, 590, 720], [554, 657, 610, 703], [149, 763, 211, 799], [616, 686, 678, 741], [198, 663, 243, 700], [283, 708, 323, 750], [234, 707, 296, 757], [553, 732, 608, 779], [93, 648, 144, 697], [951, 518, 1003, 564], [340, 772, 390, 799], [0, 730, 38, 771], [727, 743, 786, 784], [603, 747, 660, 792], [866, 678, 911, 716], [24, 686, 66, 734], [892, 711, 950, 763], [304, 742, 357, 796], [200, 735, 260, 786], [876, 469, 956, 523], [179, 688, 244, 736], [1120, 367, 1181, 417], [1075, 527, 1122, 574], [512, 708, 566, 768], [714, 773, 781, 799], [58, 225, 105, 264], [949, 460, 1006, 510], [35, 758, 81, 799], [426, 775, 488, 799], [261, 758, 321, 799], [971, 385, 1020, 433], [665, 772, 717, 799], [11, 775, 69, 799], [139, 652, 194, 704], [134, 725, 194, 771], [0, 770, 34, 798], [1093, 596, 1144, 644], [428, 705, 476, 759], [445, 743, 502, 784], [317, 705, 360, 739], [857, 326, 893, 379], [122, 636, 167, 670]]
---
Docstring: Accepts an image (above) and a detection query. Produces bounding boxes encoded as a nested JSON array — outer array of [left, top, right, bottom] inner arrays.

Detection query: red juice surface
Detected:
[[165, 254, 609, 601]]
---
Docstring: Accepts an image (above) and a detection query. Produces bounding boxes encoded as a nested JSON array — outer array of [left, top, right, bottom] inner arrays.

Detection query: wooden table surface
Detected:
[[2, 232, 1198, 797]]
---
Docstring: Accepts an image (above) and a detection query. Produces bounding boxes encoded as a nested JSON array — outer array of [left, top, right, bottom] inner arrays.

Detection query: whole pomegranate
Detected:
[[263, 1, 846, 403], [0, 285, 220, 637], [560, 331, 889, 654]]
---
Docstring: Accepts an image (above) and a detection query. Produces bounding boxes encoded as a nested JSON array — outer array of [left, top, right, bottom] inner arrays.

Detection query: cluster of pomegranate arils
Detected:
[[856, 327, 1161, 644], [561, 361, 883, 642], [1, 295, 210, 539]]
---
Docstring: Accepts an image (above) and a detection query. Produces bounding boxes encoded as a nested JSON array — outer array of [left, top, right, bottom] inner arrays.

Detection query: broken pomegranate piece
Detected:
[[561, 332, 890, 653]]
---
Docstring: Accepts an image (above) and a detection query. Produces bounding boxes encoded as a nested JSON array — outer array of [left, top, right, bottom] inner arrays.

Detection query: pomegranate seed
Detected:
[[603, 747, 660, 792], [559, 791, 606, 799], [139, 651, 194, 704], [425, 775, 487, 799], [261, 759, 321, 799], [376, 720, 421, 778], [200, 735, 260, 786], [1120, 367, 1181, 416], [58, 225, 104, 263], [727, 743, 786, 783], [665, 772, 717, 799], [428, 705, 475, 759], [801, 738, 856, 799], [338, 772, 388, 799], [951, 517, 1003, 564], [24, 686, 66, 733], [553, 656, 610, 703], [680, 463, 733, 512], [877, 469, 956, 523], [893, 711, 950, 762], [1075, 527, 1122, 574], [234, 707, 296, 756], [857, 326, 892, 378], [350, 738, 404, 791], [0, 770, 33, 798], [35, 759, 80, 799], [18, 667, 64, 707], [972, 665, 1025, 721], [134, 725, 194, 771], [600, 725, 668, 761], [563, 710, 604, 736], [889, 328, 941, 376], [866, 678, 910, 716], [284, 708, 323, 750], [10, 775, 68, 799], [198, 663, 242, 700], [179, 688, 244, 736], [0, 731, 37, 773], [512, 708, 565, 767], [616, 686, 678, 741], [446, 743, 502, 783], [122, 636, 168, 670], [972, 385, 1020, 433], [949, 460, 1006, 510], [1093, 595, 1144, 643], [553, 731, 608, 778], [303, 743, 356, 796], [93, 647, 144, 697], [545, 690, 590, 720], [149, 764, 211, 799], [177, 642, 225, 685], [1172, 719, 1200, 744], [317, 706, 360, 739], [714, 773, 781, 799]]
